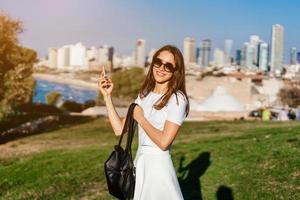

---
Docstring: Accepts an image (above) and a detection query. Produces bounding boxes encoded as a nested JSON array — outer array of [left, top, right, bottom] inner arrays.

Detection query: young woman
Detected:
[[99, 45, 189, 200]]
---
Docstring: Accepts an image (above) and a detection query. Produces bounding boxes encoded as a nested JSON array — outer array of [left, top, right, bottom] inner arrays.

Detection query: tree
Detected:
[[60, 100, 84, 113], [278, 86, 300, 108], [46, 91, 62, 106], [111, 67, 145, 100], [0, 12, 37, 118]]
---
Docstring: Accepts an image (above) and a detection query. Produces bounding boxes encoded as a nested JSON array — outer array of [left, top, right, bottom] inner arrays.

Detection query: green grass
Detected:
[[0, 118, 300, 199]]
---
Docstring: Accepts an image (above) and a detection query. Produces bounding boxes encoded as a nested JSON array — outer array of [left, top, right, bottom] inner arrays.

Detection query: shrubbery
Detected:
[[46, 91, 62, 106], [16, 103, 63, 114], [111, 67, 145, 100], [60, 99, 96, 113], [278, 86, 300, 108], [60, 100, 84, 113]]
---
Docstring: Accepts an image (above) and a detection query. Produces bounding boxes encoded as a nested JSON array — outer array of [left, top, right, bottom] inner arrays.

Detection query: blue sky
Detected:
[[1, 0, 300, 63]]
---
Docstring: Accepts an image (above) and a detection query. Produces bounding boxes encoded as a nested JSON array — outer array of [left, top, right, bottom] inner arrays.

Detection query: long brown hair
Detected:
[[138, 45, 189, 117]]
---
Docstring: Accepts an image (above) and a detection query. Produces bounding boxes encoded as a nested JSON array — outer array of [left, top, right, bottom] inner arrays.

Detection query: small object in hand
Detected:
[[100, 65, 111, 89], [102, 65, 106, 77]]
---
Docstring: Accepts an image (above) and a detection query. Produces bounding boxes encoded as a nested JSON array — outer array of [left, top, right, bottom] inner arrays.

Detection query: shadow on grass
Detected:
[[178, 152, 234, 200], [0, 115, 99, 144], [216, 185, 234, 200], [178, 152, 211, 200]]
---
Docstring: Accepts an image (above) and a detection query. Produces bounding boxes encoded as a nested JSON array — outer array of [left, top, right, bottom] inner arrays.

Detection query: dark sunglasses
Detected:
[[152, 57, 176, 73]]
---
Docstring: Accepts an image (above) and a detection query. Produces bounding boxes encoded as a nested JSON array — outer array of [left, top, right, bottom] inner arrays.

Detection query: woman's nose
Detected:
[[157, 64, 166, 71]]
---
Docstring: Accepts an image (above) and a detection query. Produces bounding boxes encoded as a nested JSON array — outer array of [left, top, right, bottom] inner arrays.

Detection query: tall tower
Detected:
[[224, 39, 233, 66], [57, 45, 70, 68], [241, 44, 247, 67], [183, 37, 196, 64], [98, 45, 114, 71], [200, 39, 211, 67], [70, 42, 87, 70], [135, 39, 146, 67], [236, 49, 242, 66], [48, 47, 58, 68], [213, 48, 225, 67], [250, 35, 260, 66], [244, 42, 255, 69], [107, 46, 114, 71], [258, 42, 269, 71], [290, 47, 298, 65], [270, 24, 284, 73]]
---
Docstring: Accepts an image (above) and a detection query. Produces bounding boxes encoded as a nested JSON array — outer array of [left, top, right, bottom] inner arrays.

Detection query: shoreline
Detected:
[[33, 73, 99, 91], [32, 73, 252, 120]]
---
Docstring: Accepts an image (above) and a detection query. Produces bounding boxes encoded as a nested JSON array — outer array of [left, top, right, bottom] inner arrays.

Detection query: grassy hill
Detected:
[[0, 118, 299, 200]]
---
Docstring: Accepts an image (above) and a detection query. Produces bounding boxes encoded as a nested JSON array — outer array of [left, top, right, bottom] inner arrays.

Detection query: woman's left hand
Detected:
[[133, 105, 145, 123]]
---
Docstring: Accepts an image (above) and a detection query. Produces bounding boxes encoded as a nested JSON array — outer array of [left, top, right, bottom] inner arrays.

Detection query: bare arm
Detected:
[[99, 70, 125, 136], [134, 106, 180, 150], [104, 95, 126, 136]]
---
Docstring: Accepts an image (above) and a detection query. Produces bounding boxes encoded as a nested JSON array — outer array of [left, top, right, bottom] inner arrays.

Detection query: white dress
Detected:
[[133, 91, 188, 200]]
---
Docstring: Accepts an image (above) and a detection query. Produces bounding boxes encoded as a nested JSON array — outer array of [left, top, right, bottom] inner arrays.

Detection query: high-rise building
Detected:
[[98, 46, 109, 63], [98, 45, 114, 71], [241, 44, 247, 67], [258, 42, 269, 71], [200, 39, 211, 67], [86, 47, 98, 61], [70, 43, 87, 69], [108, 46, 114, 69], [297, 52, 300, 64], [135, 39, 146, 67], [213, 48, 225, 67], [48, 47, 57, 68], [196, 47, 200, 63], [224, 39, 233, 66], [87, 46, 100, 71], [244, 42, 255, 69], [290, 47, 298, 65], [270, 24, 284, 73], [57, 45, 70, 68], [183, 37, 196, 64], [236, 49, 242, 66], [250, 35, 260, 66]]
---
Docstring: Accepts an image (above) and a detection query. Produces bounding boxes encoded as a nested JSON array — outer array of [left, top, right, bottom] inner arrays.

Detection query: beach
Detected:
[[33, 73, 99, 91]]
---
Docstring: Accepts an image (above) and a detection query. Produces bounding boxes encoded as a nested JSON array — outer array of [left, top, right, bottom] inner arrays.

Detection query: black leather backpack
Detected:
[[104, 103, 138, 200]]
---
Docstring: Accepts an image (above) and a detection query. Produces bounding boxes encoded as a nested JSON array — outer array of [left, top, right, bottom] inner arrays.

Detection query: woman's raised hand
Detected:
[[98, 69, 114, 97]]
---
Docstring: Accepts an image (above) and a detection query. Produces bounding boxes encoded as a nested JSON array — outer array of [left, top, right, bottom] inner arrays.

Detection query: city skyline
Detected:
[[1, 0, 300, 63]]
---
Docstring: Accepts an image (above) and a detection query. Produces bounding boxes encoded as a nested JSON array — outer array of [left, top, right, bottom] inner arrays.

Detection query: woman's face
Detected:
[[152, 50, 176, 83]]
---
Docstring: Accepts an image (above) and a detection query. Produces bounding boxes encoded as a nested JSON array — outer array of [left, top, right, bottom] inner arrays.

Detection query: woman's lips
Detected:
[[156, 71, 166, 77]]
